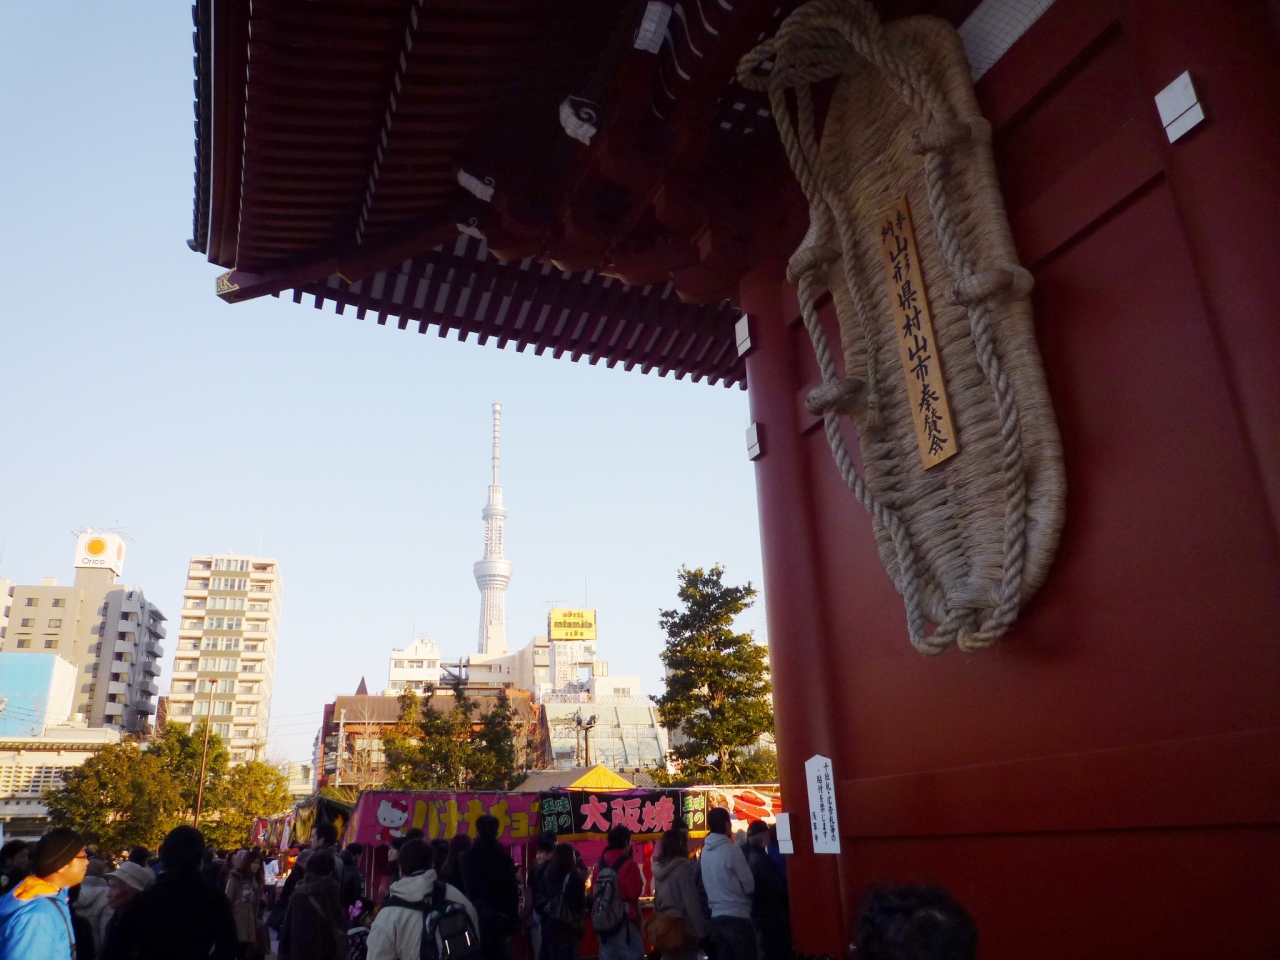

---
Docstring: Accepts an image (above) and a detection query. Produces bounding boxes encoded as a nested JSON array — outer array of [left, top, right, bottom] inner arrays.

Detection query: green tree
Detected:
[[384, 683, 524, 790], [43, 721, 294, 852], [653, 565, 774, 783], [473, 690, 522, 790], [150, 720, 230, 815], [43, 740, 184, 853], [202, 761, 292, 848]]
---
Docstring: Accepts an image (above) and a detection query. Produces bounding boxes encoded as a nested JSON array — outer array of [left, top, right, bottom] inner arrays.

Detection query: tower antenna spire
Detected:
[[474, 403, 513, 656], [492, 402, 501, 486]]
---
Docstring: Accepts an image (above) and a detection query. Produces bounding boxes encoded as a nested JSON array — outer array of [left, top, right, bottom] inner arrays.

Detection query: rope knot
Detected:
[[947, 265, 1034, 306], [786, 244, 840, 285], [910, 117, 991, 155], [805, 376, 865, 416]]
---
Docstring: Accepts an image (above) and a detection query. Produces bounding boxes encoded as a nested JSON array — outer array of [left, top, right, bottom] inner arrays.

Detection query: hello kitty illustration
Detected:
[[375, 798, 409, 840]]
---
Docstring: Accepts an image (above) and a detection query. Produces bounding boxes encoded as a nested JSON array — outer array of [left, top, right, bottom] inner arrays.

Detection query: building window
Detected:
[[241, 662, 259, 673], [244, 642, 260, 652], [51, 599, 64, 608], [20, 619, 34, 627], [221, 638, 240, 651], [194, 701, 209, 716], [175, 703, 193, 715], [218, 679, 235, 693], [238, 683, 260, 695], [214, 724, 231, 737], [393, 660, 405, 669], [48, 619, 62, 628], [215, 701, 232, 715], [234, 727, 253, 739], [24, 598, 37, 607], [44, 639, 55, 649], [16, 639, 30, 648], [409, 661, 423, 669], [390, 681, 404, 690], [235, 705, 256, 716]]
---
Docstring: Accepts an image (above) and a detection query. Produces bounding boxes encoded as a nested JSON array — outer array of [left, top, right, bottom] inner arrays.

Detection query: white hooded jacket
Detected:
[[698, 833, 754, 920], [367, 869, 480, 960]]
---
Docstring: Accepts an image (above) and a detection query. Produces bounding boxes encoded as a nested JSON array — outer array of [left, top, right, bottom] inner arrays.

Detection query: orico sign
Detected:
[[74, 532, 126, 577]]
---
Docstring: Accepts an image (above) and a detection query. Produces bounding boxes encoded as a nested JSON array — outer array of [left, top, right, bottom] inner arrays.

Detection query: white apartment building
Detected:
[[384, 636, 442, 693], [0, 534, 165, 733], [165, 554, 281, 763]]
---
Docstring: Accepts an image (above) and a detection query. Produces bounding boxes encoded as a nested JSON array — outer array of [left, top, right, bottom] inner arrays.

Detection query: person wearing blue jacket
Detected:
[[0, 827, 89, 960]]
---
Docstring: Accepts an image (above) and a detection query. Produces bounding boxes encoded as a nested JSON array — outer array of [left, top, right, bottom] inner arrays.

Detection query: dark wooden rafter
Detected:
[[190, 0, 980, 387], [289, 234, 745, 387]]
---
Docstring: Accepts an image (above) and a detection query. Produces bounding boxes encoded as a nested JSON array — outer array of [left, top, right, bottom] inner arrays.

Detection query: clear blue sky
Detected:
[[0, 4, 765, 762]]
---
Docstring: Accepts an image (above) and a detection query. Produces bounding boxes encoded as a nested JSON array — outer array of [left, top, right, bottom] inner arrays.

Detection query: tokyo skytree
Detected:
[[474, 403, 513, 655]]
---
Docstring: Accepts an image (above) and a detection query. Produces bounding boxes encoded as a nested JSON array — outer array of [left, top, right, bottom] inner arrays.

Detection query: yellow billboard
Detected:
[[549, 608, 597, 641]]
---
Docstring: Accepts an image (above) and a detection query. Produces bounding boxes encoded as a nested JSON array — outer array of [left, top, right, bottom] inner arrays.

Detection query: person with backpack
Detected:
[[367, 838, 479, 960], [459, 816, 520, 960], [699, 809, 756, 960], [589, 826, 644, 960]]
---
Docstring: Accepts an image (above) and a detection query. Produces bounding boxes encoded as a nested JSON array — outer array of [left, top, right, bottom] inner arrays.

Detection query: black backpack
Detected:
[[590, 853, 632, 939], [387, 881, 482, 960]]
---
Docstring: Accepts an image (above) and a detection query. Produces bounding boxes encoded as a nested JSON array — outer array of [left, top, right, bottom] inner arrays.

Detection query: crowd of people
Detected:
[[0, 807, 976, 960]]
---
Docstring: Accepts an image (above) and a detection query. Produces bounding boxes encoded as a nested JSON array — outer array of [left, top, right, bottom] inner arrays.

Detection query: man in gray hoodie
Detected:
[[699, 808, 757, 960]]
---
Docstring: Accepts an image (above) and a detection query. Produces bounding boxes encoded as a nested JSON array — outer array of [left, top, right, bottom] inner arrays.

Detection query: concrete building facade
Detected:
[[385, 636, 442, 693], [0, 533, 165, 733], [165, 554, 281, 763], [0, 651, 121, 841]]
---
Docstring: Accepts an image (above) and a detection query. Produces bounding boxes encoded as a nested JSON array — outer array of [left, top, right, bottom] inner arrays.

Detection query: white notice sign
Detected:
[[805, 754, 841, 854]]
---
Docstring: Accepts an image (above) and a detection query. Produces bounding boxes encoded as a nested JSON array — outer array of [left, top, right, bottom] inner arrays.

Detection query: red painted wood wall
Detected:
[[740, 1, 1280, 956]]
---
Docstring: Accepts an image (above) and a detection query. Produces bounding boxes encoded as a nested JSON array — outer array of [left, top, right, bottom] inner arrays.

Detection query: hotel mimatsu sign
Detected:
[[549, 608, 597, 641]]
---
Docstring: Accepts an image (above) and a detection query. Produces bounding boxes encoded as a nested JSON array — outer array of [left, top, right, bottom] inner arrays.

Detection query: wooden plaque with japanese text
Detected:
[[878, 196, 959, 469]]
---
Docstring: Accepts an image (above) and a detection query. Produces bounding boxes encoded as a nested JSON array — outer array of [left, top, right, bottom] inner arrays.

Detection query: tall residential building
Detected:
[[0, 533, 165, 733], [165, 554, 281, 763], [473, 403, 512, 656]]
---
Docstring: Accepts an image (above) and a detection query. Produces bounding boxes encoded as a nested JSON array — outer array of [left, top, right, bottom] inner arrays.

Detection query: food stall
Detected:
[[339, 772, 783, 957]]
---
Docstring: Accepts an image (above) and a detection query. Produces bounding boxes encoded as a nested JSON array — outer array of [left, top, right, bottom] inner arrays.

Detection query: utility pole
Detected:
[[193, 682, 216, 826]]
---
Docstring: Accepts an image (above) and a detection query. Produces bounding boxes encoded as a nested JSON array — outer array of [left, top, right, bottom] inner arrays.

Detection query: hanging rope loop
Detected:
[[739, 0, 1056, 654]]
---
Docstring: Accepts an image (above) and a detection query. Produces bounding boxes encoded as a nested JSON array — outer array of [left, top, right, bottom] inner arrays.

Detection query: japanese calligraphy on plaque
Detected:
[[878, 196, 959, 469]]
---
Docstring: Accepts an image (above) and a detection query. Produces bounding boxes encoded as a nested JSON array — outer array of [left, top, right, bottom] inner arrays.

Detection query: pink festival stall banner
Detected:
[[345, 791, 541, 847]]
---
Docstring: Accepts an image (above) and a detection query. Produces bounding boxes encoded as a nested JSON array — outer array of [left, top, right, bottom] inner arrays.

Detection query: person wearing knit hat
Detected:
[[0, 826, 88, 960], [100, 861, 157, 955]]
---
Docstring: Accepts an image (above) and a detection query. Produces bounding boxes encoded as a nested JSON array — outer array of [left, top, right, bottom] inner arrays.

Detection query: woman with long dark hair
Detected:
[[647, 830, 707, 960], [540, 843, 586, 960], [225, 849, 267, 959]]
